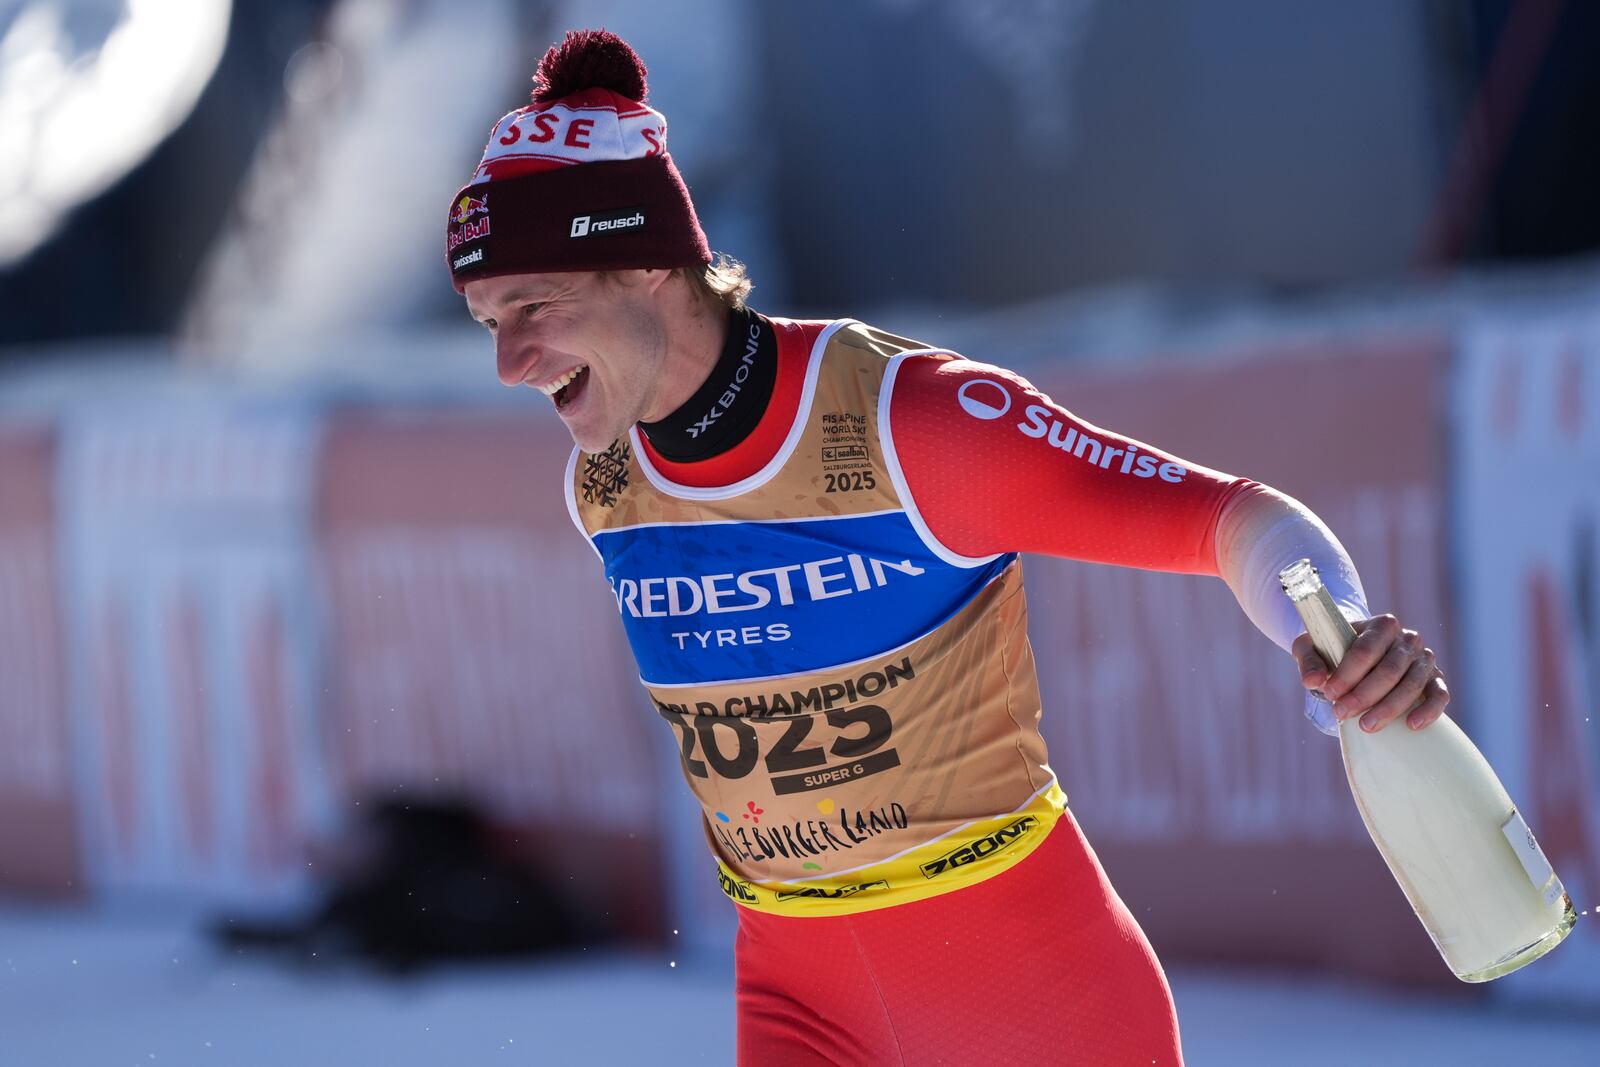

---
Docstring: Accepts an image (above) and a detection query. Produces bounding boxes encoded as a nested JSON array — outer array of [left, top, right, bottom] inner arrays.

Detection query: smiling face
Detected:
[[464, 269, 674, 451]]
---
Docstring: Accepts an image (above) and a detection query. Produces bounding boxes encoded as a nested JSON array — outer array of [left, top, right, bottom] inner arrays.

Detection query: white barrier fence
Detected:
[[0, 309, 1595, 991], [1454, 315, 1600, 1000]]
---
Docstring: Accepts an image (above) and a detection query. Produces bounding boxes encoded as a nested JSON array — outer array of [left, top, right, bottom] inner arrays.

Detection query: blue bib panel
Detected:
[[594, 511, 1015, 685]]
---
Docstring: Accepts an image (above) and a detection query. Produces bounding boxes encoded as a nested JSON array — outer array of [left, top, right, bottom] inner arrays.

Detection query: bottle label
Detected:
[[1501, 809, 1563, 905]]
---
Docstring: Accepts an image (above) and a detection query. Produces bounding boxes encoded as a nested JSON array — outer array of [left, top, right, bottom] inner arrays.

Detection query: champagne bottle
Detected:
[[1279, 559, 1577, 982]]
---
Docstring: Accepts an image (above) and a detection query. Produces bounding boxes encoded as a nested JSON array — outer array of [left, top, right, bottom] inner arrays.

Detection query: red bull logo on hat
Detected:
[[448, 192, 491, 253], [452, 194, 489, 224]]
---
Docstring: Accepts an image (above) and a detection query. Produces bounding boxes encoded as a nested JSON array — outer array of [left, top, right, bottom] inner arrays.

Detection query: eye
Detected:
[[481, 317, 497, 331], [521, 302, 543, 317]]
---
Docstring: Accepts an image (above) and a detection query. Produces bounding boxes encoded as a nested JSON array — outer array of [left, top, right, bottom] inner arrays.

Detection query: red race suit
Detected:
[[566, 316, 1252, 1064]]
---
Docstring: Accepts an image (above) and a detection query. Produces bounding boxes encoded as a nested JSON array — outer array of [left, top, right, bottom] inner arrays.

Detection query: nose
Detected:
[[495, 327, 533, 387]]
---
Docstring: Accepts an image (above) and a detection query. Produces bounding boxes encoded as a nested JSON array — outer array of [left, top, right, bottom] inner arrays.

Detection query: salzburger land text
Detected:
[[714, 803, 910, 864]]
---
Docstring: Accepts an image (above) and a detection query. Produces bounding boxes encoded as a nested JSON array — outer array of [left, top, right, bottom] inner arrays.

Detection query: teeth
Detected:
[[538, 366, 585, 396]]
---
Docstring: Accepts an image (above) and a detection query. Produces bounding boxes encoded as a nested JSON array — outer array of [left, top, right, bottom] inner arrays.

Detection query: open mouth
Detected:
[[540, 365, 590, 411]]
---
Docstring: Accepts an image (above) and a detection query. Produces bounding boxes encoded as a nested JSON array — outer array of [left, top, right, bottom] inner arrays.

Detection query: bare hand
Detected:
[[1292, 615, 1449, 732]]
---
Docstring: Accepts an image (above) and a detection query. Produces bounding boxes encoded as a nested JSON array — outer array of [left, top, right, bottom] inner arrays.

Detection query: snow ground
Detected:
[[1, 904, 1595, 1066]]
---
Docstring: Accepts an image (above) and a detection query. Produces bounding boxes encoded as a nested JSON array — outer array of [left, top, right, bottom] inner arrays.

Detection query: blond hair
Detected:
[[684, 253, 753, 309]]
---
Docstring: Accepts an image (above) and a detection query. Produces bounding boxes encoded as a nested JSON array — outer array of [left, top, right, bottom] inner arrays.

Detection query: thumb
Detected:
[[1293, 637, 1329, 689]]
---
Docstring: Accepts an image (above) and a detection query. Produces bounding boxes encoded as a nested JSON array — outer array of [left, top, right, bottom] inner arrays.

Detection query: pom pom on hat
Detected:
[[533, 29, 648, 104]]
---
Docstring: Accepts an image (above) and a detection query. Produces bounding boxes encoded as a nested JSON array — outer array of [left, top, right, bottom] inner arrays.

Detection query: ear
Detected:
[[611, 268, 674, 295]]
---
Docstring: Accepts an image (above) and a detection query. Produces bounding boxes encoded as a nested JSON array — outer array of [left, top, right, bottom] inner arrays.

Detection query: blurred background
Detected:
[[2, 0, 1598, 1063]]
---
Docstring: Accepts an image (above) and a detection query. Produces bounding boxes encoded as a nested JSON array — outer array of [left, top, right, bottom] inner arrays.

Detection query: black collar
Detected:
[[639, 307, 777, 462]]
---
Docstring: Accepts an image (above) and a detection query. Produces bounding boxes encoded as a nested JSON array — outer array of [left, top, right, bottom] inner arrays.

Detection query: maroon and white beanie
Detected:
[[445, 29, 711, 292]]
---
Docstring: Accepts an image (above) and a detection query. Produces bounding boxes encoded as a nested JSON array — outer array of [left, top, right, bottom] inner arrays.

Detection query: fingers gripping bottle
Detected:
[[1279, 559, 1577, 981]]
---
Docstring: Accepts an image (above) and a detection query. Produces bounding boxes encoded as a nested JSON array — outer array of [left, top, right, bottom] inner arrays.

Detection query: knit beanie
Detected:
[[445, 29, 711, 292]]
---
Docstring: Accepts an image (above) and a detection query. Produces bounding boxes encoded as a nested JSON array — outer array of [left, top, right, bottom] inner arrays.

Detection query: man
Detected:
[[447, 30, 1449, 1066]]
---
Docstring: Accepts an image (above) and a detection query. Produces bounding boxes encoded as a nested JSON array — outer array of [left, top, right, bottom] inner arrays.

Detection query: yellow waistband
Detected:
[[713, 782, 1067, 917]]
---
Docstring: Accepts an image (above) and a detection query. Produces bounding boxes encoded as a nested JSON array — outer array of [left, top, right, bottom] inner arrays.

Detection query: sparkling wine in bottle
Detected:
[[1279, 559, 1577, 981]]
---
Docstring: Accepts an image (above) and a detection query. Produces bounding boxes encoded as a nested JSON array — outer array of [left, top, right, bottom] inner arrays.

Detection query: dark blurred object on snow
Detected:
[[212, 796, 604, 973]]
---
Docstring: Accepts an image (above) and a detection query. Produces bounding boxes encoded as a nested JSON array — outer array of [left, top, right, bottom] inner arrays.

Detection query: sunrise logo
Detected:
[[956, 379, 1011, 420]]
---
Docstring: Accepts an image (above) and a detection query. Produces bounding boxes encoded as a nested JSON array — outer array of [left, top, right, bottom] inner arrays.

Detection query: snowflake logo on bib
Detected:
[[582, 440, 632, 507]]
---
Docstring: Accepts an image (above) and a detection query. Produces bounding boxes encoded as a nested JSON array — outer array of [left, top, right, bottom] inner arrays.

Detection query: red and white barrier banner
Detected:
[[0, 423, 77, 896], [12, 314, 1593, 989], [1022, 335, 1458, 983], [315, 410, 666, 938], [1455, 316, 1600, 1000], [56, 404, 330, 901]]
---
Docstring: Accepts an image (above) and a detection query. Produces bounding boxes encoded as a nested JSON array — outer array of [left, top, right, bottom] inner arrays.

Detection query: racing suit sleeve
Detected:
[[886, 354, 1244, 571], [886, 354, 1367, 733]]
